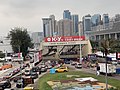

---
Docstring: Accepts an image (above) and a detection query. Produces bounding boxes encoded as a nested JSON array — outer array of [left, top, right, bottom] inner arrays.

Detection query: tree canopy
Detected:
[[9, 27, 33, 58]]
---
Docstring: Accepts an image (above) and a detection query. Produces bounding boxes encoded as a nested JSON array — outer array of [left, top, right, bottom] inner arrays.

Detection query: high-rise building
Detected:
[[91, 14, 101, 26], [82, 14, 91, 39], [78, 21, 84, 36], [83, 14, 91, 31], [103, 14, 109, 24], [42, 15, 57, 37], [63, 10, 71, 20], [115, 14, 120, 21], [31, 32, 43, 49], [71, 15, 79, 35], [57, 19, 73, 36]]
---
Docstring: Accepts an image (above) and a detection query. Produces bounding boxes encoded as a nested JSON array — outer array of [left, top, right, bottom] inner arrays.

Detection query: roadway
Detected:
[[66, 64, 120, 80]]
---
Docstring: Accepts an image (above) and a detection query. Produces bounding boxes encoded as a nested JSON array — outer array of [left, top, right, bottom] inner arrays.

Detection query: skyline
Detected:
[[0, 0, 120, 36]]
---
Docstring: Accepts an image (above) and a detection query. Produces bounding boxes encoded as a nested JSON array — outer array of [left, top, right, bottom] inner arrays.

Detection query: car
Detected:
[[31, 66, 41, 75], [30, 72, 38, 79], [16, 79, 24, 88], [0, 80, 11, 89], [41, 67, 47, 72], [13, 76, 23, 82], [75, 63, 82, 69], [47, 64, 52, 69], [112, 61, 118, 65], [70, 61, 77, 66], [55, 66, 68, 72], [24, 69, 31, 76], [3, 73, 13, 79]]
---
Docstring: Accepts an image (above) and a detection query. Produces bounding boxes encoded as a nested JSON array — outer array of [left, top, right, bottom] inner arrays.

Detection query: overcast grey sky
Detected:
[[0, 0, 120, 36]]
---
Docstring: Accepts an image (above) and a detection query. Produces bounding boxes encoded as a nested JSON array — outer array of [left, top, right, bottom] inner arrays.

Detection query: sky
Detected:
[[0, 0, 120, 36]]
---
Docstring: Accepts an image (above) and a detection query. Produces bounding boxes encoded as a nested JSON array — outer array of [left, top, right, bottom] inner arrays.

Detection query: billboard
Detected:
[[44, 36, 85, 42]]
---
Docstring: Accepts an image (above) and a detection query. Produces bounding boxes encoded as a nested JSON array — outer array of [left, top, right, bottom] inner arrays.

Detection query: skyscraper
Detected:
[[82, 14, 91, 38], [91, 14, 101, 26], [83, 14, 91, 31], [42, 15, 57, 37], [42, 18, 52, 37], [31, 32, 43, 49], [103, 14, 109, 24], [63, 10, 71, 20], [71, 15, 79, 35], [57, 19, 73, 36], [78, 21, 84, 36]]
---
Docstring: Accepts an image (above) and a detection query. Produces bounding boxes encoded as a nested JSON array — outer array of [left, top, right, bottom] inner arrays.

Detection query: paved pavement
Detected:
[[67, 64, 120, 80]]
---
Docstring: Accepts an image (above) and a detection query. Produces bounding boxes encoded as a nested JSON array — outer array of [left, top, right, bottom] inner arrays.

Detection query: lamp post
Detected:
[[18, 43, 23, 89], [105, 48, 109, 90], [79, 28, 82, 64]]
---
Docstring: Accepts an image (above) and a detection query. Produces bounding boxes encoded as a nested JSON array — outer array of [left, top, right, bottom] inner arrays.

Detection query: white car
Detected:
[[75, 63, 82, 69]]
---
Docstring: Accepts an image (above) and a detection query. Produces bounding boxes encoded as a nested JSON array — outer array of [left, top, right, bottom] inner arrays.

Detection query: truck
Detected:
[[99, 63, 116, 75]]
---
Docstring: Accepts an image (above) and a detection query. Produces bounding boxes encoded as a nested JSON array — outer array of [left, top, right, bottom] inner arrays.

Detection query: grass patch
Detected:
[[38, 71, 120, 90]]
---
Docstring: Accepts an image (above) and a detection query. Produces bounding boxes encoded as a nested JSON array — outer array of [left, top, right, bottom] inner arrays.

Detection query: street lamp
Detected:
[[17, 43, 23, 89], [105, 48, 109, 90], [79, 27, 82, 64]]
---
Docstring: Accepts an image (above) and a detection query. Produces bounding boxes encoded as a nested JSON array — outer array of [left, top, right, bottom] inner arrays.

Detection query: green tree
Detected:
[[9, 27, 33, 59], [90, 40, 99, 53]]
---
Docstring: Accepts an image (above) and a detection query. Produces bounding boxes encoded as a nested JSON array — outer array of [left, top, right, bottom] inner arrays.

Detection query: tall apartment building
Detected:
[[103, 14, 109, 24], [91, 14, 101, 27], [82, 14, 91, 38], [31, 32, 43, 49], [78, 21, 84, 36], [42, 15, 57, 37], [57, 19, 73, 36], [0, 36, 13, 53], [63, 10, 71, 20], [71, 15, 79, 35]]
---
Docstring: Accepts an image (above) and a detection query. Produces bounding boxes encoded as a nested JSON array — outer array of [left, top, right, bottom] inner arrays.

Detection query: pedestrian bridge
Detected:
[[40, 36, 92, 60]]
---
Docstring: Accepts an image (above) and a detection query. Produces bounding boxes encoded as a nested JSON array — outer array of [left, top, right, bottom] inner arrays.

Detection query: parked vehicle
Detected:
[[99, 63, 116, 75], [0, 80, 11, 89]]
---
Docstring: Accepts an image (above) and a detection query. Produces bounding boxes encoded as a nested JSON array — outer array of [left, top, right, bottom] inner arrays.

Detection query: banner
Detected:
[[44, 36, 85, 42]]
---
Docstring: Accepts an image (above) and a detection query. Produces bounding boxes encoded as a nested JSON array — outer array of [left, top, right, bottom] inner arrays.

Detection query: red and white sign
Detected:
[[117, 53, 120, 59], [44, 36, 85, 42]]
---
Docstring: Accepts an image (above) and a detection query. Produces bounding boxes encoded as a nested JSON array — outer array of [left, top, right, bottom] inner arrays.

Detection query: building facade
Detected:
[[0, 37, 13, 53], [31, 32, 43, 49], [78, 21, 84, 36], [82, 14, 91, 39], [91, 14, 101, 27], [89, 21, 120, 41], [42, 15, 57, 37], [63, 10, 71, 20], [71, 15, 79, 35], [57, 19, 73, 36]]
